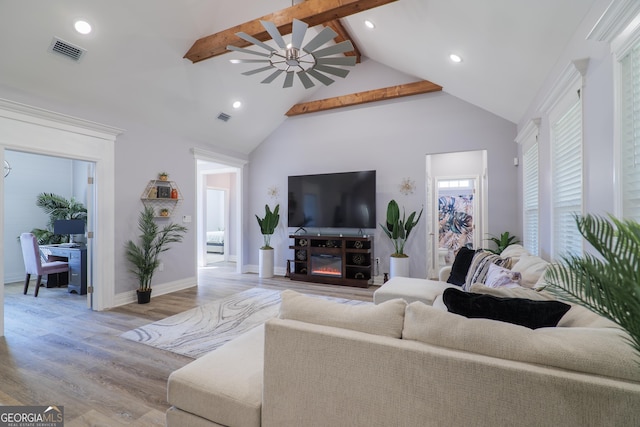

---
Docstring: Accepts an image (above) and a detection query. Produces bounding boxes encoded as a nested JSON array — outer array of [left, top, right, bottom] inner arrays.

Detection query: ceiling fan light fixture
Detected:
[[227, 19, 356, 89]]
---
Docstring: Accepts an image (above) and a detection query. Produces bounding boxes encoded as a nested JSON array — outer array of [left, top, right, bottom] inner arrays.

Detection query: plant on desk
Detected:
[[125, 206, 187, 304], [29, 193, 87, 244]]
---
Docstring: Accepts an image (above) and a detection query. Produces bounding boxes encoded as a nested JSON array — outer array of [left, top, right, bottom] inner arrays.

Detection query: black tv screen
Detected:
[[288, 170, 376, 229]]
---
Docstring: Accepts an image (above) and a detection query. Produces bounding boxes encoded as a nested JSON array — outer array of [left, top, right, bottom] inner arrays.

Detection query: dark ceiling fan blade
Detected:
[[283, 72, 295, 88], [316, 56, 357, 67], [297, 71, 316, 89], [261, 69, 285, 84], [260, 20, 287, 49], [235, 32, 276, 52], [302, 26, 338, 53], [312, 40, 355, 58], [307, 69, 335, 86], [313, 64, 351, 78], [242, 65, 274, 76], [227, 45, 271, 58], [291, 19, 308, 50]]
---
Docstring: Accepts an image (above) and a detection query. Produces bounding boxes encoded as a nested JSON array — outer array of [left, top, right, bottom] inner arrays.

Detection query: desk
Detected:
[[41, 244, 87, 295]]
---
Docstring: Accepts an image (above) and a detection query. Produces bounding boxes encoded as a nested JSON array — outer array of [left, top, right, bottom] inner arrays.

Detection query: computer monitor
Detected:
[[54, 219, 85, 243]]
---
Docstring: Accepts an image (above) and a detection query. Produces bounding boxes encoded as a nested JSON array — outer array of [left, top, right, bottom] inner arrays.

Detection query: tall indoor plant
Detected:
[[380, 199, 423, 277], [544, 214, 640, 360], [256, 204, 280, 278], [125, 206, 187, 303]]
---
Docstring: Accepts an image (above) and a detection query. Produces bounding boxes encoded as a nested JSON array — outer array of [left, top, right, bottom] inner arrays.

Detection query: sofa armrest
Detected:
[[438, 265, 452, 282]]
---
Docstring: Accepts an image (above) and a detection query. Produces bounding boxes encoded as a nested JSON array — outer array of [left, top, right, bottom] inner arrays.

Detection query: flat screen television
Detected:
[[288, 170, 376, 229]]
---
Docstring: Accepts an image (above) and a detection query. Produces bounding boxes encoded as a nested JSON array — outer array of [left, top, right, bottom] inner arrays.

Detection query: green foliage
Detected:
[[255, 204, 280, 249], [29, 193, 87, 244], [486, 231, 520, 254], [125, 206, 188, 291], [544, 214, 640, 360], [380, 200, 423, 256]]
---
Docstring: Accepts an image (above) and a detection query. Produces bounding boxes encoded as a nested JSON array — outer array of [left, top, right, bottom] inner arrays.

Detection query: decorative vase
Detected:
[[259, 248, 274, 278], [137, 289, 152, 304], [390, 256, 410, 278]]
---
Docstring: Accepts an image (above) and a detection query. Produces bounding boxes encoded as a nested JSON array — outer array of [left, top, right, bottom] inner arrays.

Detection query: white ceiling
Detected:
[[0, 0, 597, 155]]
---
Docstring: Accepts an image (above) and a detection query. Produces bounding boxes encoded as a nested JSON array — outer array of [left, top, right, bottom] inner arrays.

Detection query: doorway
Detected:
[[426, 150, 487, 279], [3, 150, 95, 308], [205, 187, 228, 265]]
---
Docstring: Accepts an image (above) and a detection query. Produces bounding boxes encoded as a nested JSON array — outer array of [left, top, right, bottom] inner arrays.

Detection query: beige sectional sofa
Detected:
[[167, 277, 640, 426]]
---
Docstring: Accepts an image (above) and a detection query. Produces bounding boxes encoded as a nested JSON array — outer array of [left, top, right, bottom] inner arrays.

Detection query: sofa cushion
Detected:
[[510, 254, 549, 288], [403, 302, 640, 382], [442, 287, 570, 329], [463, 250, 512, 291], [167, 324, 264, 427], [373, 277, 454, 306], [280, 290, 406, 338], [446, 247, 476, 286]]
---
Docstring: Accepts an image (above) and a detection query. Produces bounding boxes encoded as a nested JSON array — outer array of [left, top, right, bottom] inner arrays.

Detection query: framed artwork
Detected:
[[157, 186, 171, 198]]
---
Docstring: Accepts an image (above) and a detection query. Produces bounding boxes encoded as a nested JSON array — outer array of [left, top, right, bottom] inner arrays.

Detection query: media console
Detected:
[[288, 234, 374, 288]]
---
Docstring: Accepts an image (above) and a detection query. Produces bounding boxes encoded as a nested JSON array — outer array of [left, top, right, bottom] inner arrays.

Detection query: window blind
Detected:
[[522, 142, 539, 256], [551, 98, 583, 258], [621, 42, 640, 221]]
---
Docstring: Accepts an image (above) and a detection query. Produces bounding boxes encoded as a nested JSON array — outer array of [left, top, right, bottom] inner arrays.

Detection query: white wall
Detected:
[[248, 77, 517, 279]]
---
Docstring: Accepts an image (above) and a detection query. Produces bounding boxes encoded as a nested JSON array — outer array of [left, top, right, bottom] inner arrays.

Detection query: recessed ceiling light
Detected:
[[74, 20, 92, 35], [364, 20, 375, 29], [232, 101, 242, 109], [449, 54, 462, 63]]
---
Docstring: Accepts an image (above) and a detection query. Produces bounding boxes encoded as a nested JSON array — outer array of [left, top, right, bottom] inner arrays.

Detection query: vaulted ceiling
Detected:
[[0, 0, 597, 155]]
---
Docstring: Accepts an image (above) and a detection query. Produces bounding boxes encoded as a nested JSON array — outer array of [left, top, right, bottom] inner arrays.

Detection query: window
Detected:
[[551, 96, 583, 258], [522, 142, 539, 255], [620, 41, 640, 221]]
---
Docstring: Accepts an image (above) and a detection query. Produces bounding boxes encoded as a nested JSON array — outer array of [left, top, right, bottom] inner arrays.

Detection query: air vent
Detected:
[[217, 112, 231, 122], [49, 37, 86, 61]]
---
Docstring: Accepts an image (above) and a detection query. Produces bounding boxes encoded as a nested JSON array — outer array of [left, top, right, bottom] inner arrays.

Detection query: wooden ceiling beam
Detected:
[[184, 0, 397, 63], [325, 19, 362, 63], [285, 80, 443, 117]]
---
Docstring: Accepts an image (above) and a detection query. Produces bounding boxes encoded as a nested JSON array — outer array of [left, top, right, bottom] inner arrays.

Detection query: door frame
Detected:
[[0, 98, 120, 336]]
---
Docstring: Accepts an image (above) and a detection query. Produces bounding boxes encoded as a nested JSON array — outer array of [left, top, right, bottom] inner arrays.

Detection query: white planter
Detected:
[[259, 248, 274, 278], [390, 256, 410, 278]]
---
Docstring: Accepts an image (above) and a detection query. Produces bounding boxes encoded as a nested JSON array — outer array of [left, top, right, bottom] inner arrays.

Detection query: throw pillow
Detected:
[[278, 290, 406, 338], [484, 263, 521, 288], [442, 287, 571, 329], [463, 250, 512, 291], [446, 247, 476, 286], [469, 283, 557, 301]]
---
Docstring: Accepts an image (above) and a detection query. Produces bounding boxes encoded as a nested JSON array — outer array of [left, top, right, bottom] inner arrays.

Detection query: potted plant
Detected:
[[380, 199, 423, 278], [125, 205, 187, 303], [28, 192, 87, 244], [544, 214, 640, 359], [486, 231, 520, 254], [256, 204, 280, 278], [158, 172, 169, 181]]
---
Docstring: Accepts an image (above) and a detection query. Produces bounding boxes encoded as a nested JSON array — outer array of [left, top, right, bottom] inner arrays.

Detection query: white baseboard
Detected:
[[113, 276, 197, 307]]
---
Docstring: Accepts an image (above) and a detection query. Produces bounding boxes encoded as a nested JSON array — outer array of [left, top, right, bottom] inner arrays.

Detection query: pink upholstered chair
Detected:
[[19, 232, 69, 297]]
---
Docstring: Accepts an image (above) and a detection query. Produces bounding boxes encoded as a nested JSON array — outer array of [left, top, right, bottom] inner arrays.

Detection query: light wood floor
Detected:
[[0, 263, 377, 426]]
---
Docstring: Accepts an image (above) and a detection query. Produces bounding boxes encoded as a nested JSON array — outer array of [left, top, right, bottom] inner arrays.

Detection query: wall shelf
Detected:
[[141, 179, 182, 218]]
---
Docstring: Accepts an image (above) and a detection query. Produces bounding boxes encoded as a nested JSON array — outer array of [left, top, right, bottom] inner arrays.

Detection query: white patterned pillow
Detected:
[[463, 251, 512, 291], [484, 263, 521, 288]]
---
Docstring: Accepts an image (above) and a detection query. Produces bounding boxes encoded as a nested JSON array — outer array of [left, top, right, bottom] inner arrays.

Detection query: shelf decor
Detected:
[[141, 179, 183, 218]]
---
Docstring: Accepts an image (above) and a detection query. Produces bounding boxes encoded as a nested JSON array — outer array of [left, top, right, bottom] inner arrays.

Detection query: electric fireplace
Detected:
[[311, 254, 342, 277]]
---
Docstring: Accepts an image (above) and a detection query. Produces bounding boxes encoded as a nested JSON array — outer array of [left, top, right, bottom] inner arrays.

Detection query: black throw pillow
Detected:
[[446, 247, 476, 286], [442, 288, 571, 329]]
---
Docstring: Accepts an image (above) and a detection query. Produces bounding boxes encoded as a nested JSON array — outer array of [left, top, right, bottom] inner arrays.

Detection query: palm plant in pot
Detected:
[[125, 206, 187, 304], [256, 204, 280, 278], [380, 199, 423, 278]]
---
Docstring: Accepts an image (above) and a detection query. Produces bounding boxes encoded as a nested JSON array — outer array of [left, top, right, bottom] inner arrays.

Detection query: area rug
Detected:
[[120, 287, 369, 358]]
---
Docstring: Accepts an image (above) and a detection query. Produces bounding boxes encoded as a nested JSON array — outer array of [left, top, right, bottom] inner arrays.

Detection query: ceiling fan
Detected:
[[226, 19, 356, 89]]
